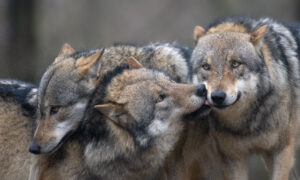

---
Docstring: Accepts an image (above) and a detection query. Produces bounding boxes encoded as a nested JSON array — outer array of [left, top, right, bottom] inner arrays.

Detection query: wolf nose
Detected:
[[211, 91, 226, 104], [29, 144, 41, 154], [196, 84, 207, 97]]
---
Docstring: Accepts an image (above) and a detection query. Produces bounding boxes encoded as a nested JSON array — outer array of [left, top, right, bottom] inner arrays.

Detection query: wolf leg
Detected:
[[262, 153, 273, 175], [221, 158, 248, 180], [269, 140, 295, 180]]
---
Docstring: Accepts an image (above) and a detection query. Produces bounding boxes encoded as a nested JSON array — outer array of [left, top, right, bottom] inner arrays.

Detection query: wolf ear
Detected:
[[58, 43, 75, 57], [128, 57, 143, 69], [76, 49, 104, 77], [193, 26, 206, 42], [250, 25, 268, 45], [94, 104, 125, 123], [54, 43, 76, 63]]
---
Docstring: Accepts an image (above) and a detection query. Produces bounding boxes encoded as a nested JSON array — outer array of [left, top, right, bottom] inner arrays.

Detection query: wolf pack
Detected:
[[0, 17, 300, 180]]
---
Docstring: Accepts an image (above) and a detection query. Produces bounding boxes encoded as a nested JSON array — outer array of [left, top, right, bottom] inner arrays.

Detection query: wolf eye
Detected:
[[156, 94, 166, 103], [231, 60, 241, 69], [202, 63, 210, 71], [50, 106, 60, 115]]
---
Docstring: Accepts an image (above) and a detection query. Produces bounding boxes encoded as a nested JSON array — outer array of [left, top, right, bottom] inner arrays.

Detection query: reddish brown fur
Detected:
[[208, 23, 248, 34], [33, 116, 56, 145]]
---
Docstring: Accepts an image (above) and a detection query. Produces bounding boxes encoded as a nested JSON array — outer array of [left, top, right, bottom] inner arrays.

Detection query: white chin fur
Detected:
[[192, 95, 205, 106], [40, 121, 74, 153], [148, 119, 170, 136], [53, 121, 73, 140]]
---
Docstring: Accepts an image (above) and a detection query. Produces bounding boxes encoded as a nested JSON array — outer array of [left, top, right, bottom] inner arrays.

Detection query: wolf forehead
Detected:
[[199, 32, 251, 47], [37, 62, 90, 106], [193, 34, 264, 71], [105, 68, 171, 99]]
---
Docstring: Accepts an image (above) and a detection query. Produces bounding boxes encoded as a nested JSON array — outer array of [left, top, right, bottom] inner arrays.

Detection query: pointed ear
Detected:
[[128, 57, 143, 69], [94, 103, 124, 123], [250, 25, 268, 45], [76, 49, 104, 77], [54, 43, 76, 64], [193, 26, 206, 42], [58, 43, 75, 57]]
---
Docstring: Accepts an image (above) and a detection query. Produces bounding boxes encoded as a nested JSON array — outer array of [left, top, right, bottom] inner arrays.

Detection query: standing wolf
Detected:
[[191, 17, 300, 179], [29, 43, 204, 179]]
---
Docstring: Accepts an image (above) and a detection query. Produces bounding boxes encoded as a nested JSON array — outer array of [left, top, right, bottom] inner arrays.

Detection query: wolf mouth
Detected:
[[183, 104, 211, 120], [213, 91, 241, 110], [46, 130, 75, 154]]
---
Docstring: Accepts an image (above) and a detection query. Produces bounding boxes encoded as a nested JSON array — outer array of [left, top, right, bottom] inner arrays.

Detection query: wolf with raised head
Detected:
[[191, 17, 300, 179]]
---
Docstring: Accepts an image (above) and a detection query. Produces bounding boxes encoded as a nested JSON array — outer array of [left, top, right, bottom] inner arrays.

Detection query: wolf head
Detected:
[[192, 23, 269, 113], [83, 58, 208, 174], [95, 59, 208, 149], [29, 44, 104, 154]]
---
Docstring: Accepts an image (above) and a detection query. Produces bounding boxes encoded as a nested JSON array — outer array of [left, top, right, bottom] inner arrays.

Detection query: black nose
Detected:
[[196, 84, 207, 97], [211, 91, 226, 104], [29, 144, 41, 154]]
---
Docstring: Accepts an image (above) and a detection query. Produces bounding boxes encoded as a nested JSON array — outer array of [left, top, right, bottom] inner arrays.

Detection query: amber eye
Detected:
[[202, 63, 210, 71], [231, 60, 241, 69], [156, 94, 166, 103], [50, 106, 60, 115]]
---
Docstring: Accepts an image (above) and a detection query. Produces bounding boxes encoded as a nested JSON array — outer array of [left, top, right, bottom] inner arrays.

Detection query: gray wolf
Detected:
[[0, 79, 88, 180], [83, 58, 208, 179], [191, 17, 300, 179]]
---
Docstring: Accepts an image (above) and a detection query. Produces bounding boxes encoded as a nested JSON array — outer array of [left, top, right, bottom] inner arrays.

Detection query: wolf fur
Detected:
[[31, 42, 192, 153], [0, 79, 90, 180], [0, 79, 37, 179], [82, 65, 207, 179], [30, 43, 197, 179], [191, 17, 300, 180]]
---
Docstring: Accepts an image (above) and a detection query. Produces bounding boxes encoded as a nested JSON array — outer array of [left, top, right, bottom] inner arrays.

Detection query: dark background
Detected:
[[0, 0, 299, 179]]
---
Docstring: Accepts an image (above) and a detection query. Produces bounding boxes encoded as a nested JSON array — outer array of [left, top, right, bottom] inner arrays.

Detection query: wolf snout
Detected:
[[211, 90, 226, 105], [29, 143, 41, 154], [196, 84, 207, 97]]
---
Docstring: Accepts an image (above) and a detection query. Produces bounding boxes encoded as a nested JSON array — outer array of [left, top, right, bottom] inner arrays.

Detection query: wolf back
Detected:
[[72, 42, 193, 83], [0, 79, 37, 179]]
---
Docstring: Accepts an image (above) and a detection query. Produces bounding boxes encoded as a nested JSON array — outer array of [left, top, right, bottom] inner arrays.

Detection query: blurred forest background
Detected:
[[0, 0, 299, 179]]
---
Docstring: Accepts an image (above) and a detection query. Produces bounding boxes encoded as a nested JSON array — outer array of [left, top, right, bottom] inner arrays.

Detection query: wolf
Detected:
[[0, 80, 90, 180], [191, 17, 300, 179], [80, 59, 208, 179], [0, 79, 37, 179], [29, 42, 202, 179]]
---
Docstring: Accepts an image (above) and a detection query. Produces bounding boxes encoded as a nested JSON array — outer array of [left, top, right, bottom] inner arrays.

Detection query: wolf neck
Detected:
[[81, 113, 183, 178], [77, 69, 162, 178], [82, 119, 167, 179]]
